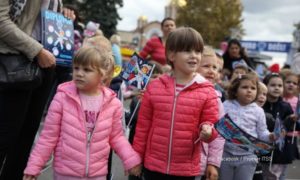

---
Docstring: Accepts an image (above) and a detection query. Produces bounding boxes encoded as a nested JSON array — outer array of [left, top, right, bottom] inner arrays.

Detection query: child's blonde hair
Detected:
[[110, 34, 121, 45], [202, 46, 217, 58], [257, 81, 268, 95], [82, 36, 114, 85], [73, 46, 115, 86], [165, 27, 204, 68]]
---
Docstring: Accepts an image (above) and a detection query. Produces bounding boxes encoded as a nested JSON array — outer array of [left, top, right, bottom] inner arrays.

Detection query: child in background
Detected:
[[281, 70, 299, 113], [215, 53, 226, 102], [133, 27, 219, 180], [253, 82, 269, 180], [196, 46, 225, 180], [219, 74, 274, 180], [23, 47, 141, 180], [262, 73, 300, 180]]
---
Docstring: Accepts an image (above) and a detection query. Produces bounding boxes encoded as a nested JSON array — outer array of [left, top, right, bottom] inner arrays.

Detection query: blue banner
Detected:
[[240, 41, 291, 53]]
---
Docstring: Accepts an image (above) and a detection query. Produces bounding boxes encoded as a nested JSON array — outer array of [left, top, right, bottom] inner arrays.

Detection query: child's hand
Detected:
[[128, 164, 142, 177], [206, 165, 219, 180], [289, 114, 298, 122], [137, 89, 146, 100], [269, 133, 276, 142], [200, 124, 212, 141], [23, 174, 37, 180]]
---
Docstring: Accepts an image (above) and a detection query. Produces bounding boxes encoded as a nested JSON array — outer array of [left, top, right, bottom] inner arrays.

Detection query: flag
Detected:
[[273, 113, 285, 151]]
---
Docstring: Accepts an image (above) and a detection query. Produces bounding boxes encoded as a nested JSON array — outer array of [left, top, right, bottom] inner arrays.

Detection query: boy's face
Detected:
[[168, 50, 201, 76], [198, 56, 218, 83], [256, 87, 267, 107]]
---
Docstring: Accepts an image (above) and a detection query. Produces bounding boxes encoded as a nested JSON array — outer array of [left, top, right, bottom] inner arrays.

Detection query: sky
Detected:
[[117, 0, 300, 66]]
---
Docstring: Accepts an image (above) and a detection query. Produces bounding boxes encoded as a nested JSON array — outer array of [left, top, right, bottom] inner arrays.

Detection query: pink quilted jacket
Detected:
[[133, 74, 219, 176], [24, 81, 141, 177]]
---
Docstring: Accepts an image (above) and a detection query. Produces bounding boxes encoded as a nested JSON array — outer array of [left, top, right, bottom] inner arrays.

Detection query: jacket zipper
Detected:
[[83, 102, 109, 177], [85, 131, 92, 176], [167, 93, 178, 174]]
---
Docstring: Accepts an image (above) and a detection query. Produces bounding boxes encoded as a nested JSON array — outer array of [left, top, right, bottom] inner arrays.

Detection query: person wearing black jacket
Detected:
[[261, 73, 300, 180]]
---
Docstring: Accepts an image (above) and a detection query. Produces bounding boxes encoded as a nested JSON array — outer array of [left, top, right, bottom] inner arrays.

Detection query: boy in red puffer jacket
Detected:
[[133, 27, 219, 180]]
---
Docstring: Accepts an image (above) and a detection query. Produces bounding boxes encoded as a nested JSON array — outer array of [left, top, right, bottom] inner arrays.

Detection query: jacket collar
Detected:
[[57, 81, 116, 105], [159, 73, 212, 90]]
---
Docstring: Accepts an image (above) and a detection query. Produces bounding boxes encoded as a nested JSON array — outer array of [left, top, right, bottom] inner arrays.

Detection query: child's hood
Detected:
[[57, 81, 117, 104], [158, 73, 213, 90]]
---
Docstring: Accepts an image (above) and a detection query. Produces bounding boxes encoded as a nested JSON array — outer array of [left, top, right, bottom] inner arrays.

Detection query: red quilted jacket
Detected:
[[133, 74, 219, 176], [139, 37, 166, 65]]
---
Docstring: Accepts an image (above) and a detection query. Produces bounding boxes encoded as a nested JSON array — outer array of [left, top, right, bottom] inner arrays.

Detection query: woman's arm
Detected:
[[0, 0, 43, 59]]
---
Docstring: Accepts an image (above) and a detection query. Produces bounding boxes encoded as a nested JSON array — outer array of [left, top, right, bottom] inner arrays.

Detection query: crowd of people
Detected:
[[0, 1, 299, 180]]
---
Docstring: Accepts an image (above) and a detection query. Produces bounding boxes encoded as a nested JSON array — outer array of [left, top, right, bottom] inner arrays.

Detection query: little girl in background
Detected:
[[262, 73, 300, 180], [196, 46, 225, 180], [23, 47, 141, 180], [219, 74, 274, 180], [133, 27, 219, 180], [281, 70, 299, 113]]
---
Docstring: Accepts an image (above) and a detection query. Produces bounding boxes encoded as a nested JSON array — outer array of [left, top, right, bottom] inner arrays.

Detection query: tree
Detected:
[[63, 0, 123, 38], [176, 0, 244, 47]]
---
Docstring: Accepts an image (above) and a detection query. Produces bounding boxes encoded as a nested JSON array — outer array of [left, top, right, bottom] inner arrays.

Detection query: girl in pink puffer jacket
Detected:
[[23, 47, 142, 180], [196, 46, 225, 180]]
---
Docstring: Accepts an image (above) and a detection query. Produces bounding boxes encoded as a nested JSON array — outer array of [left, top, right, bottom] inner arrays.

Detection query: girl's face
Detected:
[[267, 77, 283, 100], [284, 75, 298, 97], [231, 68, 247, 81], [169, 50, 201, 77], [72, 64, 102, 95], [256, 87, 267, 107], [228, 44, 241, 59], [198, 56, 219, 83], [236, 80, 257, 106]]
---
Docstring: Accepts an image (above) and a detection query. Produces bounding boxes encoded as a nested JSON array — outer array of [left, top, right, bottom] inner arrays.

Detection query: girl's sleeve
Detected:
[[199, 87, 219, 143], [256, 108, 271, 142], [132, 89, 153, 159], [24, 93, 64, 176], [109, 101, 141, 170], [207, 134, 225, 168]]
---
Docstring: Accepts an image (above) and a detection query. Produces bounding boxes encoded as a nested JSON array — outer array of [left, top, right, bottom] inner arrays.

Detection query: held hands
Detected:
[[269, 130, 286, 142], [127, 164, 142, 177], [37, 49, 56, 68], [205, 165, 219, 180], [200, 124, 213, 141], [23, 174, 37, 180], [289, 114, 298, 122]]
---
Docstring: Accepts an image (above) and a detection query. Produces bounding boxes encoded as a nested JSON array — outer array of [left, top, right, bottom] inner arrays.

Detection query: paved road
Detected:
[[38, 156, 300, 180]]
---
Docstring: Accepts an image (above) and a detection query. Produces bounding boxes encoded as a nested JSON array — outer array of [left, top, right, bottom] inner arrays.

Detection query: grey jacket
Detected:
[[0, 0, 43, 60]]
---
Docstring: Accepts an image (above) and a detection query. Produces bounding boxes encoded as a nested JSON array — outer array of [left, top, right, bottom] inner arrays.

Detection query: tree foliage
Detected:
[[176, 0, 244, 47], [63, 0, 123, 38]]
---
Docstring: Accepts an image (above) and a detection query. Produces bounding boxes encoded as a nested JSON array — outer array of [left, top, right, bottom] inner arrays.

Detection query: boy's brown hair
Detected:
[[165, 27, 204, 68]]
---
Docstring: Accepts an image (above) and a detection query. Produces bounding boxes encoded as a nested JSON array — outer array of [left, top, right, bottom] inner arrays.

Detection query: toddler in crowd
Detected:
[[23, 47, 141, 180], [219, 74, 274, 180]]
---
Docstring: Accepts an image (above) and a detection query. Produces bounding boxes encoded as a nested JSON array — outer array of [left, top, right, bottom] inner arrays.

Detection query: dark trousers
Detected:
[[143, 168, 195, 180], [0, 68, 55, 180]]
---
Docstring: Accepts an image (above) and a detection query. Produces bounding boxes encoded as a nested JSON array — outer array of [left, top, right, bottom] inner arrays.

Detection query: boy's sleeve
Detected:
[[132, 89, 153, 160], [199, 87, 219, 143]]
